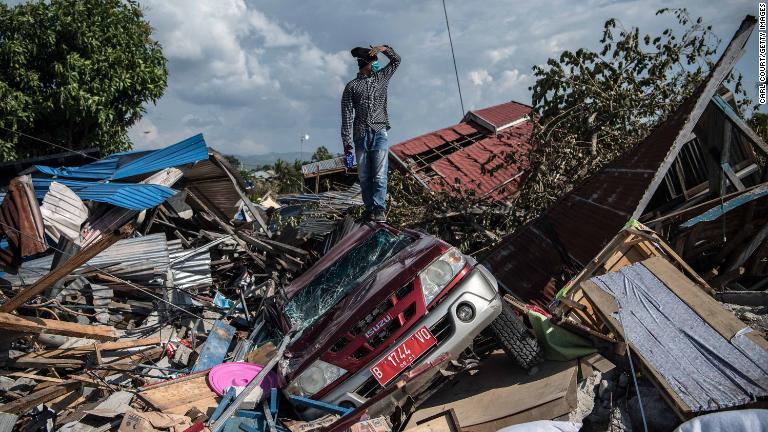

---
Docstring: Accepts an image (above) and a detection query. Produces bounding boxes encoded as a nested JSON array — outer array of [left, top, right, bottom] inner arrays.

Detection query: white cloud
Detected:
[[128, 0, 758, 156], [498, 69, 530, 91], [487, 46, 517, 64], [141, 0, 349, 107], [469, 69, 493, 86]]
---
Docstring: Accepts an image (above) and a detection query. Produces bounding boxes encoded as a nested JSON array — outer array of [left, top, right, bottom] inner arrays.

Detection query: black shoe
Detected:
[[360, 209, 372, 222], [371, 209, 386, 222]]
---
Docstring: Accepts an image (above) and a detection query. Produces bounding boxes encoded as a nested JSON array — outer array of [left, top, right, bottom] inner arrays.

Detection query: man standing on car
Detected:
[[341, 45, 400, 222]]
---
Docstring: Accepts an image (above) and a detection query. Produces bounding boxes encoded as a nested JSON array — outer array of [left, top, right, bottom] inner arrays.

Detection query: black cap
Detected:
[[351, 46, 376, 69]]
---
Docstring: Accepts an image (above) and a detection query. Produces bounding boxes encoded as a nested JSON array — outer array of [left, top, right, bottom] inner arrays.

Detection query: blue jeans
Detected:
[[354, 128, 389, 211]]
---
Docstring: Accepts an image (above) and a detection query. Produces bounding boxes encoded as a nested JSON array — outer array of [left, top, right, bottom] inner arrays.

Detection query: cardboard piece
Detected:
[[406, 410, 461, 432], [349, 417, 391, 432], [406, 353, 577, 432], [246, 341, 277, 365], [118, 411, 192, 432], [282, 414, 340, 432]]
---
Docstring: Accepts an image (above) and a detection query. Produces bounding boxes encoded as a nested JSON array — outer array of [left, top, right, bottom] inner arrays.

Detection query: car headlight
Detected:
[[420, 248, 466, 307], [286, 359, 347, 397]]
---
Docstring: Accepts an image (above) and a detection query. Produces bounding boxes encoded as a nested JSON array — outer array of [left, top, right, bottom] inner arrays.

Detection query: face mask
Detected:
[[370, 60, 380, 72]]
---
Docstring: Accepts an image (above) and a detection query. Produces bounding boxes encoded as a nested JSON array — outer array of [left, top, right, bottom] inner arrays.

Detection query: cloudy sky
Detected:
[[125, 0, 762, 157]]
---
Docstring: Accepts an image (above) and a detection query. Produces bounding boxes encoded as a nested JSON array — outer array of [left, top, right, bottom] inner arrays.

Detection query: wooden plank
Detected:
[[726, 221, 768, 272], [0, 312, 118, 341], [9, 357, 84, 369], [0, 380, 80, 414], [24, 336, 161, 359], [138, 373, 219, 414], [0, 225, 131, 312], [641, 256, 768, 351], [2, 372, 64, 384], [722, 162, 746, 191]]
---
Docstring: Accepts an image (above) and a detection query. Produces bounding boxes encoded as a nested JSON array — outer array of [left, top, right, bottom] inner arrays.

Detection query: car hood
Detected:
[[281, 223, 444, 377]]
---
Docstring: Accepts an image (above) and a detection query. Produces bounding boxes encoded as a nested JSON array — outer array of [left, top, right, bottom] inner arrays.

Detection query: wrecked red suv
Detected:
[[270, 222, 506, 413]]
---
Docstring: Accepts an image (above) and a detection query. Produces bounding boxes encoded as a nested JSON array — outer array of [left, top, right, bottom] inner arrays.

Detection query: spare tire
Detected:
[[487, 301, 543, 370]]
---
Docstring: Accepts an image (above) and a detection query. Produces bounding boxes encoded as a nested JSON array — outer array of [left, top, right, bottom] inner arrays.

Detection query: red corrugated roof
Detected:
[[480, 17, 757, 307], [389, 101, 534, 201], [470, 102, 532, 129]]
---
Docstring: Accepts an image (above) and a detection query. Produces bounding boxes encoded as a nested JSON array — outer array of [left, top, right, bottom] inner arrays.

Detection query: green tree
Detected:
[[748, 112, 767, 144], [224, 154, 242, 170], [514, 8, 750, 226], [311, 146, 333, 162], [0, 0, 167, 161]]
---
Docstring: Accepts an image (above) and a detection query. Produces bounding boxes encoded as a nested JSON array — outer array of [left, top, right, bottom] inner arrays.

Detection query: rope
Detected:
[[441, 0, 464, 115]]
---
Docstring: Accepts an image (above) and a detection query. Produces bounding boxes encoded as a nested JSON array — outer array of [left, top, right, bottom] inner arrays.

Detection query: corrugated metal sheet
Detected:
[[35, 155, 121, 180], [0, 175, 47, 272], [301, 156, 349, 176], [40, 181, 88, 243], [389, 101, 534, 201], [168, 239, 213, 291], [112, 134, 209, 180], [279, 184, 363, 238], [178, 157, 249, 220], [34, 134, 209, 181], [481, 17, 757, 307], [5, 233, 170, 286], [32, 178, 177, 210]]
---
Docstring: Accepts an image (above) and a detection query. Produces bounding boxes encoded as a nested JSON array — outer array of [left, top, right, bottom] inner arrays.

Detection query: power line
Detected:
[[441, 0, 464, 116], [0, 125, 100, 161]]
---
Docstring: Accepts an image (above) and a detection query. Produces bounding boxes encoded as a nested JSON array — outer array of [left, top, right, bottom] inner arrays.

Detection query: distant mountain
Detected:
[[234, 152, 314, 169]]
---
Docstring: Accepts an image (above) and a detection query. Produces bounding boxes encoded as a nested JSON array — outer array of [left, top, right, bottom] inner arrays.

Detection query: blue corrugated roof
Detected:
[[33, 178, 177, 210], [112, 134, 209, 180], [34, 134, 209, 180], [35, 155, 121, 179]]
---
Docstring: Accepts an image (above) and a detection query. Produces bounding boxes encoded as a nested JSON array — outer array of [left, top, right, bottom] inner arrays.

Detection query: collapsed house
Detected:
[[389, 101, 534, 201], [0, 12, 765, 432], [481, 16, 767, 308]]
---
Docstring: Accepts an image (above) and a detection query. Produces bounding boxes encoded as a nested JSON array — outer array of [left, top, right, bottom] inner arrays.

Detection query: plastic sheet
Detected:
[[284, 229, 413, 332]]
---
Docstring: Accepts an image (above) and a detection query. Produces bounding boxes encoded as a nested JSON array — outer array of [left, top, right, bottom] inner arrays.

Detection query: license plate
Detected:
[[370, 327, 436, 386]]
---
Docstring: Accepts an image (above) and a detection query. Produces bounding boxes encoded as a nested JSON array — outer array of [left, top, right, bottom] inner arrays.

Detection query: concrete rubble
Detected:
[[0, 13, 766, 432]]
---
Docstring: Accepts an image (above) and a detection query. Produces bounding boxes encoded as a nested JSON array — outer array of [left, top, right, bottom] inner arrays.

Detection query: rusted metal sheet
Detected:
[[482, 16, 757, 306], [0, 175, 47, 272]]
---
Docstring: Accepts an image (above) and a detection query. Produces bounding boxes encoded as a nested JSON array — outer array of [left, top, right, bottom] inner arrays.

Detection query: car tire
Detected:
[[487, 301, 543, 370]]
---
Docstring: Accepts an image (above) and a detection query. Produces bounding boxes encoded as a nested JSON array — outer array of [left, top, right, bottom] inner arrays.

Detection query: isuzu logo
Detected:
[[365, 314, 392, 339]]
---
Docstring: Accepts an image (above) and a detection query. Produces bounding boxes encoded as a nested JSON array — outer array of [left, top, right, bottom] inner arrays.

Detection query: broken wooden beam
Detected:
[[0, 312, 119, 341], [0, 225, 132, 313]]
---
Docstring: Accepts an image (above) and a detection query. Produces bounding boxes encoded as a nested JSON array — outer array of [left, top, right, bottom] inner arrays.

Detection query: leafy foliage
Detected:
[[512, 8, 751, 228], [311, 146, 333, 162], [0, 0, 167, 161], [748, 112, 767, 145], [389, 9, 757, 257]]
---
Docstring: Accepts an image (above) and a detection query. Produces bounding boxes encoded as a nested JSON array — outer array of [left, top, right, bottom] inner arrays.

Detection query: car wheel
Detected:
[[487, 301, 543, 370]]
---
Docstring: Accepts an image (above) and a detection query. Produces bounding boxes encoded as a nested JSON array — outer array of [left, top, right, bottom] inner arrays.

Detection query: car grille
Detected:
[[354, 314, 455, 399], [325, 282, 424, 367]]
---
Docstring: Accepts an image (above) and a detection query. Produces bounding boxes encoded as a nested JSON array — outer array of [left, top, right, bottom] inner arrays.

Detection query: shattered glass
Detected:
[[284, 229, 413, 333]]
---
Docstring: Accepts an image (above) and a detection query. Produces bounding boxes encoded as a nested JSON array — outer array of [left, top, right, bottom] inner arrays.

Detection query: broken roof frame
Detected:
[[481, 15, 762, 307], [389, 101, 535, 201]]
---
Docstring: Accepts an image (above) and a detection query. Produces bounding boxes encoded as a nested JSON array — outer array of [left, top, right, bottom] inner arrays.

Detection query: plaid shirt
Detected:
[[341, 46, 401, 149]]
